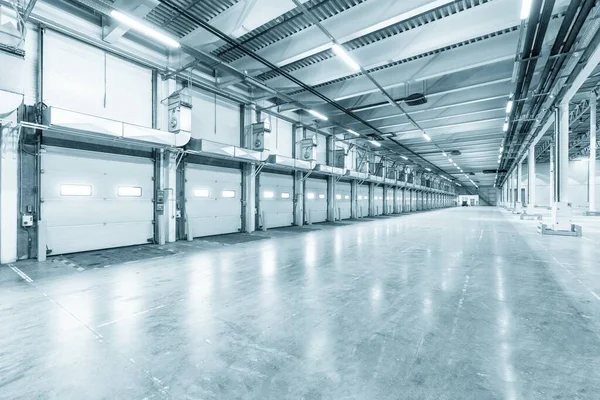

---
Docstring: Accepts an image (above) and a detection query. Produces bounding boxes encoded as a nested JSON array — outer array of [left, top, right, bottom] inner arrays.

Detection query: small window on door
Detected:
[[118, 186, 142, 197], [281, 192, 291, 199], [263, 191, 275, 199], [358, 196, 363, 200], [319, 194, 325, 199], [336, 194, 342, 200], [194, 189, 210, 198], [307, 192, 315, 200], [60, 184, 92, 196], [222, 190, 236, 198], [345, 195, 350, 200]]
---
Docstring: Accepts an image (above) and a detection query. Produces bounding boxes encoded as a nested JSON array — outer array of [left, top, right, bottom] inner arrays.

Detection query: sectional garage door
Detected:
[[41, 147, 154, 255], [374, 186, 384, 215], [394, 188, 402, 213], [357, 184, 369, 217], [305, 178, 327, 223], [336, 182, 351, 220], [185, 164, 241, 237], [260, 172, 294, 228]]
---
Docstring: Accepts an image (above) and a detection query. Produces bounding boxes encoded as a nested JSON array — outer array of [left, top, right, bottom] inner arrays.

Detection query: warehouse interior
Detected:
[[1, 0, 600, 398]]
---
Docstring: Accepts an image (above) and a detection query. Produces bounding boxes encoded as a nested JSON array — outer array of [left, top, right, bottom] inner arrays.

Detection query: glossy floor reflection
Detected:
[[2, 207, 600, 399]]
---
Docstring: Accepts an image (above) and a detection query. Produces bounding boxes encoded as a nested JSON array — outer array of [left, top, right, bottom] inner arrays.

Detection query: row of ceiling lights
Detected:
[[495, 0, 534, 188]]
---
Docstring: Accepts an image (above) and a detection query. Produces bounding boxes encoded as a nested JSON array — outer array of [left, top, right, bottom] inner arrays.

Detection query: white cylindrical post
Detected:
[[590, 93, 597, 212], [527, 145, 536, 213]]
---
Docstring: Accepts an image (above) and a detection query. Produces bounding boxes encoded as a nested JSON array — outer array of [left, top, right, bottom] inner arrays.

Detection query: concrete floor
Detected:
[[1, 207, 600, 399]]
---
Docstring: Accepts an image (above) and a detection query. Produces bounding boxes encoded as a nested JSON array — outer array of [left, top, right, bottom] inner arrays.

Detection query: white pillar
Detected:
[[527, 145, 536, 213], [556, 103, 570, 203], [294, 171, 304, 226], [549, 143, 554, 206], [0, 119, 18, 263], [551, 103, 572, 230], [515, 161, 523, 213], [164, 150, 177, 243], [589, 93, 597, 212]]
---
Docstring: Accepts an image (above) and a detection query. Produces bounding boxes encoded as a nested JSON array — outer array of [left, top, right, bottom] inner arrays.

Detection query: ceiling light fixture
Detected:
[[442, 151, 447, 157], [423, 133, 432, 141], [401, 156, 408, 160], [521, 0, 532, 19], [425, 167, 431, 171], [503, 121, 509, 132], [506, 100, 513, 114], [110, 10, 180, 48], [332, 44, 361, 72], [347, 129, 359, 136], [369, 140, 382, 147], [308, 109, 328, 121]]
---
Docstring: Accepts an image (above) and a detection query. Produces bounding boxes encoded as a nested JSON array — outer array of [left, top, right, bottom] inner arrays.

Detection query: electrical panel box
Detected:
[[167, 89, 192, 135], [22, 215, 34, 227], [245, 122, 270, 151], [156, 190, 165, 214], [298, 138, 316, 161], [333, 149, 346, 169]]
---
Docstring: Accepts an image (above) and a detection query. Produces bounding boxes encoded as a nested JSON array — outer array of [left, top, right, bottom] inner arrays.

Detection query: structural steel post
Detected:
[[527, 146, 536, 213], [590, 93, 597, 212], [556, 104, 569, 203]]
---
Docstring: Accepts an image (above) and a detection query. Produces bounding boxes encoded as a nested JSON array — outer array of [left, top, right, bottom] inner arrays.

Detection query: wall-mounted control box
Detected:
[[22, 215, 34, 227]]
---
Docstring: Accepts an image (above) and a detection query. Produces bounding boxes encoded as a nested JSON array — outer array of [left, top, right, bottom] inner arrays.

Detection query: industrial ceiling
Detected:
[[17, 0, 600, 188]]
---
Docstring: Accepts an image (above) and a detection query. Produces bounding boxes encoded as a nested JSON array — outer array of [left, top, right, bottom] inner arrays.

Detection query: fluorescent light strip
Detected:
[[369, 140, 382, 147], [401, 156, 408, 160], [521, 0, 532, 19], [308, 109, 328, 121], [347, 129, 359, 136], [503, 122, 509, 132], [110, 10, 180, 48], [332, 44, 361, 72], [423, 133, 432, 141], [506, 100, 513, 114]]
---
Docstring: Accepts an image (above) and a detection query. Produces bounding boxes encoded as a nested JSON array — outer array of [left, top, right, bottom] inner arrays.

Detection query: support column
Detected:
[[587, 92, 597, 214], [351, 180, 358, 219], [382, 185, 389, 215], [550, 103, 573, 231], [326, 135, 336, 222], [293, 171, 304, 226], [527, 146, 536, 214], [369, 183, 375, 216], [549, 142, 554, 207], [515, 161, 523, 213], [0, 117, 18, 263], [163, 150, 177, 243], [508, 171, 513, 209]]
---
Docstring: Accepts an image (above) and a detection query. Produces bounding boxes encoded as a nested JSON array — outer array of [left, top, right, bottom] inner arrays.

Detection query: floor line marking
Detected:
[[8, 264, 33, 283], [96, 304, 167, 328]]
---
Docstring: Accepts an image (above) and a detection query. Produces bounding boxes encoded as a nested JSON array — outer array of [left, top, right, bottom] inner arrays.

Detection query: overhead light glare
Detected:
[[448, 158, 453, 163], [423, 133, 432, 141], [369, 140, 381, 147], [503, 122, 509, 132], [506, 100, 513, 114], [110, 10, 180, 48], [401, 156, 408, 160], [520, 0, 532, 19], [308, 109, 328, 121], [425, 167, 431, 171], [332, 44, 361, 72], [442, 151, 447, 157], [347, 129, 359, 136]]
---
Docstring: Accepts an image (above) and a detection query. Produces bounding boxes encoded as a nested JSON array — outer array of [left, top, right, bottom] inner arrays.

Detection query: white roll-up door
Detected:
[[260, 172, 293, 228], [41, 147, 154, 255], [336, 182, 351, 220], [374, 186, 384, 215], [394, 188, 401, 213], [357, 184, 369, 218], [305, 178, 327, 223], [185, 164, 241, 237]]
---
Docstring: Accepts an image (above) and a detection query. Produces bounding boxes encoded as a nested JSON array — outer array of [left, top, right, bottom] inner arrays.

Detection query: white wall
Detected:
[[0, 22, 38, 104], [191, 89, 241, 146], [43, 30, 153, 127], [521, 160, 600, 208], [267, 116, 293, 157]]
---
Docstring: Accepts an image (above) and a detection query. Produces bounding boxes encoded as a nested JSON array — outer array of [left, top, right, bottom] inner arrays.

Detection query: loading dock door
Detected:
[[305, 178, 328, 223], [336, 182, 351, 220], [358, 184, 369, 217], [260, 172, 294, 228], [374, 186, 384, 215], [186, 164, 242, 237], [41, 147, 154, 255]]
